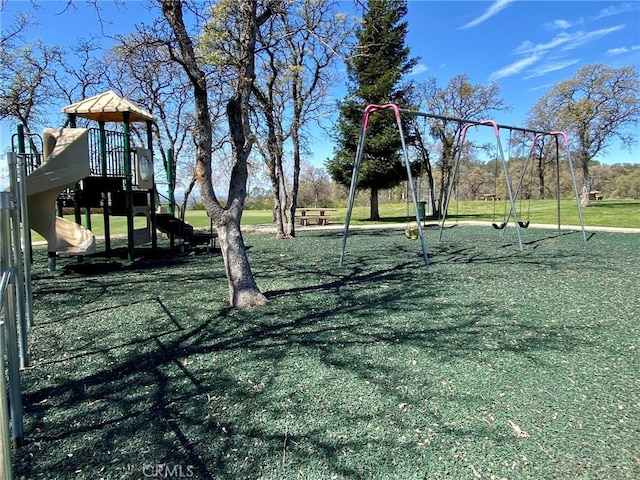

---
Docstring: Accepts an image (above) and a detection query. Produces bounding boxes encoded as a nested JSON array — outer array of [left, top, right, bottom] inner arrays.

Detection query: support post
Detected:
[[99, 122, 111, 252], [555, 135, 562, 235], [147, 121, 157, 250], [340, 104, 428, 266], [167, 148, 176, 249], [122, 112, 134, 262], [552, 132, 587, 241], [66, 115, 83, 229], [15, 153, 34, 328]]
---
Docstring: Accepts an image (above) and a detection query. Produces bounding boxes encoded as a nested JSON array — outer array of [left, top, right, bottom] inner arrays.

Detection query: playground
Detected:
[[1, 96, 638, 478], [11, 226, 640, 479]]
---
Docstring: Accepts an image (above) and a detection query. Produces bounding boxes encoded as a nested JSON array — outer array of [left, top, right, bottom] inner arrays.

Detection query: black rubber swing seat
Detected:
[[492, 222, 507, 230], [518, 220, 530, 228]]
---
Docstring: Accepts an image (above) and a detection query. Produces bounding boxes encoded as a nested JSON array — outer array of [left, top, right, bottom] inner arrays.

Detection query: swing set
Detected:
[[339, 104, 587, 266]]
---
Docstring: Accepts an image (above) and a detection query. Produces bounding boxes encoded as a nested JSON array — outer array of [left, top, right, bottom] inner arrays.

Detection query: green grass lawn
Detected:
[[14, 226, 640, 479], [183, 199, 640, 229], [29, 200, 639, 244]]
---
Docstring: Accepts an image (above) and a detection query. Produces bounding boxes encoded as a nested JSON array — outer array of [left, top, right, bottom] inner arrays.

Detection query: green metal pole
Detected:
[[122, 113, 134, 262], [65, 116, 83, 227], [555, 136, 561, 235], [166, 148, 175, 249], [147, 121, 157, 250], [99, 122, 111, 253], [167, 147, 175, 215], [16, 124, 26, 155], [84, 205, 92, 231]]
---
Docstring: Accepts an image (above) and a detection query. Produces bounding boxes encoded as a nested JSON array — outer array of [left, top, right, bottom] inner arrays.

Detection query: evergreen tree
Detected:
[[326, 0, 417, 220]]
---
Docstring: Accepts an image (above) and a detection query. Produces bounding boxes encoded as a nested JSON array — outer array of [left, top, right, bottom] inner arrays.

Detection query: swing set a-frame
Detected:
[[339, 103, 587, 267]]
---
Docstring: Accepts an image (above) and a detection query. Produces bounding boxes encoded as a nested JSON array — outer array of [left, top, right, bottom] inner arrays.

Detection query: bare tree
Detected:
[[205, 0, 351, 238], [51, 39, 110, 109], [528, 64, 640, 207], [278, 0, 352, 236], [0, 39, 62, 138], [298, 162, 331, 207], [415, 73, 509, 216], [109, 25, 202, 215], [160, 0, 269, 307]]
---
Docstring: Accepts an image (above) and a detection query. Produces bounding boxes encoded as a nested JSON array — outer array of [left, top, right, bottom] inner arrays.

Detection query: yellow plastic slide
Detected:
[[25, 128, 96, 256]]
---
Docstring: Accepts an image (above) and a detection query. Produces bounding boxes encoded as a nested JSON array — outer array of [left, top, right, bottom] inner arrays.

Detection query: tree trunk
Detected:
[[437, 161, 453, 218], [581, 162, 592, 207], [276, 160, 290, 236], [369, 187, 380, 220], [222, 92, 267, 307], [218, 217, 266, 307], [288, 123, 301, 238], [268, 161, 288, 239], [180, 174, 197, 221], [537, 154, 545, 199], [162, 0, 266, 308], [251, 68, 289, 239], [287, 73, 304, 238]]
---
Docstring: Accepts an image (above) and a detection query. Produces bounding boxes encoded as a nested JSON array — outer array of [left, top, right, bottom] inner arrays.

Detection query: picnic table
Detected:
[[481, 193, 501, 201], [295, 207, 337, 226]]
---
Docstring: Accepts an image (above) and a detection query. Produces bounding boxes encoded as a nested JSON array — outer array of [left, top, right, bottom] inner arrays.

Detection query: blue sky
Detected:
[[400, 0, 640, 165], [1, 0, 639, 168], [315, 0, 639, 166]]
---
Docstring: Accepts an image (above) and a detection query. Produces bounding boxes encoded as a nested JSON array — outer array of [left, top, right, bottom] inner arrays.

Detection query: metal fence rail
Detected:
[[0, 151, 35, 479], [0, 273, 14, 479]]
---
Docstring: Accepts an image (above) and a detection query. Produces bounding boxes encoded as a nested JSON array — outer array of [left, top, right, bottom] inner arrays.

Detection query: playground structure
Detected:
[[340, 103, 587, 266], [0, 90, 220, 474], [12, 90, 215, 269]]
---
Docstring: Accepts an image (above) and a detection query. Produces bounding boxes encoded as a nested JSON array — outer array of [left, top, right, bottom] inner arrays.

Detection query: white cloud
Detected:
[[459, 0, 516, 30], [410, 63, 429, 76], [545, 18, 584, 30], [494, 26, 625, 80], [559, 26, 625, 51], [514, 33, 572, 56], [528, 82, 557, 92], [512, 27, 622, 56], [524, 59, 581, 79], [607, 47, 629, 55], [596, 2, 637, 19], [607, 44, 640, 55], [489, 54, 541, 81], [549, 19, 571, 29]]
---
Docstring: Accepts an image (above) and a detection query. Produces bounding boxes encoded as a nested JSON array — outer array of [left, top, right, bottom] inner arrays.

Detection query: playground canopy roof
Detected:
[[62, 90, 155, 123]]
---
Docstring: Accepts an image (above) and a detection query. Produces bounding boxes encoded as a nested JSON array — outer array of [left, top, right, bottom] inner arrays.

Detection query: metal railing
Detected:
[[0, 151, 36, 478], [0, 275, 14, 479]]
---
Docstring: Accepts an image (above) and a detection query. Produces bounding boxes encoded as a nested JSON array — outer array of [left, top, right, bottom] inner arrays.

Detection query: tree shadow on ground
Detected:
[[17, 228, 633, 479], [16, 244, 594, 479]]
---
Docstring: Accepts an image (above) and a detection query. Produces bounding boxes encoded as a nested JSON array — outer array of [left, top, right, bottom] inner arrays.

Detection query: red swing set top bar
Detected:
[[362, 103, 566, 140], [396, 105, 563, 138], [363, 104, 570, 143], [362, 103, 403, 131]]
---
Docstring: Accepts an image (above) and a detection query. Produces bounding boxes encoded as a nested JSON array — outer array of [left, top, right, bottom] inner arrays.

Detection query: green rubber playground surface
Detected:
[[14, 226, 640, 479]]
